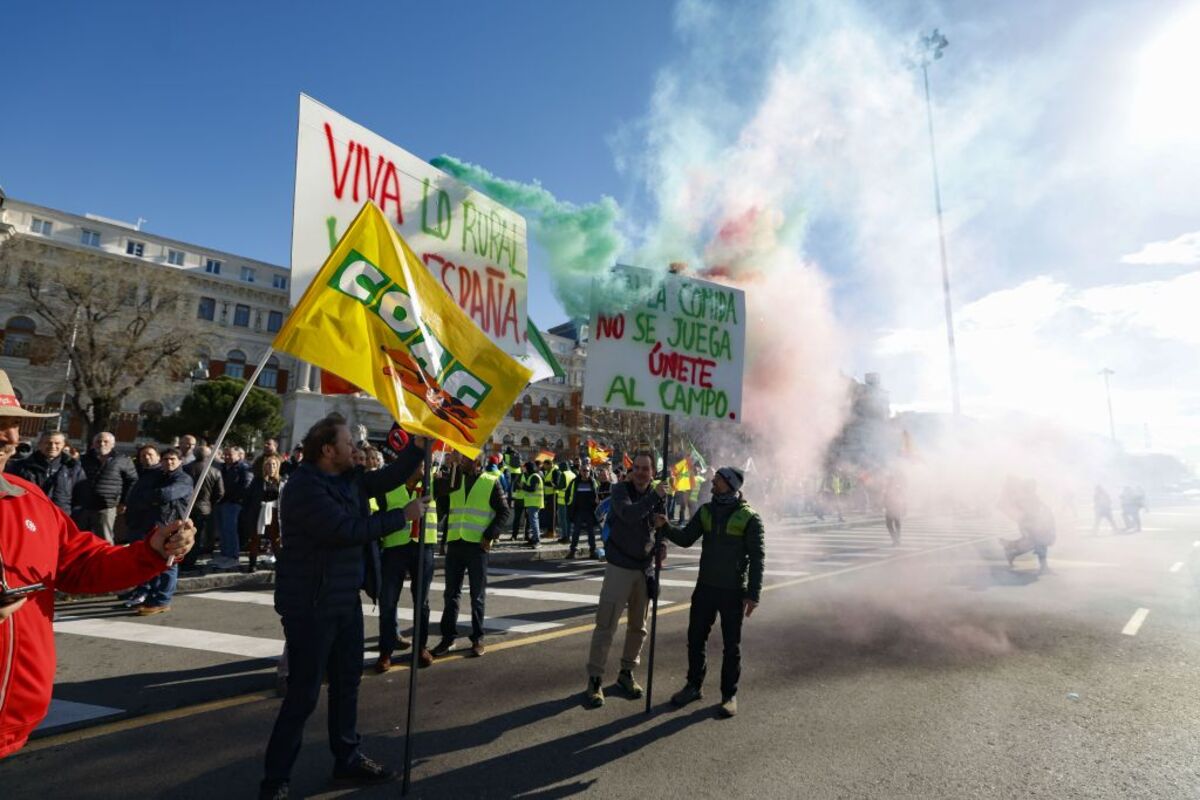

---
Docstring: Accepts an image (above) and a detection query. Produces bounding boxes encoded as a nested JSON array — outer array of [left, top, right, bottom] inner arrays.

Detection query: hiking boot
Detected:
[[585, 676, 605, 708], [429, 638, 454, 657], [470, 640, 487, 657], [617, 669, 644, 699], [671, 683, 703, 707], [374, 654, 393, 674], [418, 648, 434, 668], [332, 754, 396, 785], [258, 780, 289, 800], [718, 695, 738, 718]]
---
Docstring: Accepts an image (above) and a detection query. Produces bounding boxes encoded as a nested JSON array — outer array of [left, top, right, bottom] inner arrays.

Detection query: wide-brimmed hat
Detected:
[[0, 370, 57, 418]]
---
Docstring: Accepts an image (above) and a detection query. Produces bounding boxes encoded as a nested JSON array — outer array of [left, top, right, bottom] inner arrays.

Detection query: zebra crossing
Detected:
[[42, 515, 994, 732]]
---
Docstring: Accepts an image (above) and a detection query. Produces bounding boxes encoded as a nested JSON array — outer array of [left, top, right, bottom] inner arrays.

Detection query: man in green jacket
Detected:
[[654, 465, 764, 718]]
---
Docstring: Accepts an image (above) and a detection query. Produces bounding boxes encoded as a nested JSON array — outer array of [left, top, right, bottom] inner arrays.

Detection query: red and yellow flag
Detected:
[[587, 439, 612, 465], [670, 457, 693, 491], [273, 201, 532, 458]]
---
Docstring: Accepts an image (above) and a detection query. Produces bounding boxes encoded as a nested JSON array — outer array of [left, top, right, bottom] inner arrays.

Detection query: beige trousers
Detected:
[[586, 562, 650, 679]]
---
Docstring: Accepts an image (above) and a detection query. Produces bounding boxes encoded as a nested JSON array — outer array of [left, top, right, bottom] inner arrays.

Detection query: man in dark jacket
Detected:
[[122, 447, 194, 614], [583, 453, 668, 707], [656, 466, 764, 718], [77, 431, 138, 543], [259, 415, 426, 800], [6, 431, 84, 517], [182, 445, 224, 570], [216, 446, 253, 569]]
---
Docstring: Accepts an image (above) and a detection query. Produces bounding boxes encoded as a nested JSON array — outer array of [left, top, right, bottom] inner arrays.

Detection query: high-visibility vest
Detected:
[[557, 470, 575, 505], [689, 476, 705, 502], [381, 485, 438, 548], [543, 468, 559, 501], [523, 472, 545, 509], [697, 503, 758, 538], [446, 472, 500, 544]]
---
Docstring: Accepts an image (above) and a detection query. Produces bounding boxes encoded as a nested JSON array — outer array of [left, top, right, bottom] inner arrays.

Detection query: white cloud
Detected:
[[1120, 231, 1200, 265]]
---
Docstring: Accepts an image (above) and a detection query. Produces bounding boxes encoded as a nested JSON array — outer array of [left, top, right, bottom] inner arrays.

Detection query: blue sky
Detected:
[[5, 1, 1200, 459]]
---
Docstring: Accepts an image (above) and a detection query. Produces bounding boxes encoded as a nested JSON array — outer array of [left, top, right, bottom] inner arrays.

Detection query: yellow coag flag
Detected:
[[671, 458, 693, 491], [273, 201, 532, 458]]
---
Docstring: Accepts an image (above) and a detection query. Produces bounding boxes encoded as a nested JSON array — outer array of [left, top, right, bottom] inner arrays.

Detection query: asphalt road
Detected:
[[3, 506, 1199, 799]]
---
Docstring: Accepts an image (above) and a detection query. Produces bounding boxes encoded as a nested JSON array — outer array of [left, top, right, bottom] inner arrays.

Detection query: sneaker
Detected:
[[258, 554, 276, 567], [331, 754, 396, 785], [374, 654, 393, 674], [585, 676, 605, 708], [429, 638, 454, 657], [617, 669, 644, 699], [470, 640, 486, 657], [396, 635, 412, 651], [671, 683, 703, 707], [418, 648, 434, 668], [123, 593, 147, 608], [718, 695, 738, 718], [136, 604, 170, 616], [258, 780, 289, 800]]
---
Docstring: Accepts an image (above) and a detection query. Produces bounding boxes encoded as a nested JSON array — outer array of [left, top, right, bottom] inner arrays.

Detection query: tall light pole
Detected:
[[916, 29, 961, 416], [1100, 368, 1117, 442]]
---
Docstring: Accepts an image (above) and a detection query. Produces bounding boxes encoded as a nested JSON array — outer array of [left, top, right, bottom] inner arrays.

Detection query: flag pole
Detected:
[[171, 347, 275, 566], [402, 443, 434, 796], [645, 412, 670, 713]]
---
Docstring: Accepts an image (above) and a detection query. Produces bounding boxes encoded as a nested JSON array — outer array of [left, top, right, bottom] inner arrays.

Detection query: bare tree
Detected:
[[3, 239, 211, 442]]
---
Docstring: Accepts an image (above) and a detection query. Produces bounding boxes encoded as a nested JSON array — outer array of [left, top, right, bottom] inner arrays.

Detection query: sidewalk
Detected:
[[67, 512, 884, 599]]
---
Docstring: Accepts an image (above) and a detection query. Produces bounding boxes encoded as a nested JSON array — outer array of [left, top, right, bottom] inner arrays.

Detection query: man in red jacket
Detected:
[[0, 370, 195, 759]]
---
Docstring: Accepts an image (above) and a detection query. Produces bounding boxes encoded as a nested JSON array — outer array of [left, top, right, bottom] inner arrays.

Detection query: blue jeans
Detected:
[[378, 544, 434, 655], [439, 545, 488, 643], [216, 503, 241, 559], [525, 506, 541, 543], [570, 521, 598, 553], [558, 504, 571, 542], [144, 563, 178, 607]]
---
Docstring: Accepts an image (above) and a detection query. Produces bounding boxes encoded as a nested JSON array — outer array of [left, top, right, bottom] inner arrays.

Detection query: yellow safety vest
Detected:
[[543, 468, 558, 501], [447, 472, 500, 543], [510, 467, 525, 503], [689, 476, 705, 502], [698, 504, 758, 537], [381, 485, 438, 548], [523, 472, 544, 509], [557, 470, 575, 505]]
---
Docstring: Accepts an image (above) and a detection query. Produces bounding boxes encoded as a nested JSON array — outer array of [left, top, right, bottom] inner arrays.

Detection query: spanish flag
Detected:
[[273, 201, 532, 458], [587, 439, 612, 465]]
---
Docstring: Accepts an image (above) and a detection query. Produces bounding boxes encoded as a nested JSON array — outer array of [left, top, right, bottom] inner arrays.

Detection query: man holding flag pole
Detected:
[[254, 200, 531, 799]]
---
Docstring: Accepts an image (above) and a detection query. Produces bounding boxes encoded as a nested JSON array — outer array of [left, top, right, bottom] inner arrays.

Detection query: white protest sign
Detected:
[[583, 266, 745, 421], [291, 93, 528, 355]]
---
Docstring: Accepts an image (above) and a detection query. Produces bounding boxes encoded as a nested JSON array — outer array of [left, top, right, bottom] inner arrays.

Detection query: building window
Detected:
[[272, 274, 288, 290], [197, 296, 216, 321], [267, 310, 283, 333], [241, 266, 255, 283], [258, 355, 279, 390], [31, 218, 53, 235], [233, 304, 250, 327], [126, 240, 145, 257], [205, 258, 222, 275], [225, 349, 247, 380], [2, 316, 36, 358], [80, 229, 100, 247], [167, 249, 185, 266]]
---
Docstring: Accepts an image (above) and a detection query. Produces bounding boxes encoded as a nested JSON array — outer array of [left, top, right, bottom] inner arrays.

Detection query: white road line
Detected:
[[489, 565, 696, 589], [1122, 608, 1150, 636], [55, 619, 284, 659], [811, 560, 853, 567], [1170, 562, 1184, 573], [667, 565, 811, 577], [191, 591, 562, 633], [430, 580, 674, 606]]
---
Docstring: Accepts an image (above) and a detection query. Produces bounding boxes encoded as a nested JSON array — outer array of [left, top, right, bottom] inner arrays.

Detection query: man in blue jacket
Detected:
[[122, 446, 194, 614], [259, 415, 427, 800]]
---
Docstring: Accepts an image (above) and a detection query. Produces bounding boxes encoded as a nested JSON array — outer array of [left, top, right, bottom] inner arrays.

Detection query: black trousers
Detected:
[[686, 583, 745, 699], [440, 545, 488, 643], [511, 501, 525, 538], [263, 603, 364, 785]]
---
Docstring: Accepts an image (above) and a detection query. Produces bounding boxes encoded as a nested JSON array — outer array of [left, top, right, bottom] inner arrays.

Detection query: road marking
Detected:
[[1170, 562, 1184, 573], [428, 580, 674, 606], [1122, 608, 1150, 636], [488, 566, 696, 589], [191, 591, 561, 633], [55, 619, 283, 659], [25, 534, 992, 753], [667, 565, 811, 577]]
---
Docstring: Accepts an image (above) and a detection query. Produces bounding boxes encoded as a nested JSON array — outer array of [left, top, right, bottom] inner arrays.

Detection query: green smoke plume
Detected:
[[431, 155, 629, 319]]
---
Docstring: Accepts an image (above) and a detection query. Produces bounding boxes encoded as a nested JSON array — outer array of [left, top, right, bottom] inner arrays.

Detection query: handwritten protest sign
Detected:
[[583, 266, 745, 421], [291, 94, 528, 355]]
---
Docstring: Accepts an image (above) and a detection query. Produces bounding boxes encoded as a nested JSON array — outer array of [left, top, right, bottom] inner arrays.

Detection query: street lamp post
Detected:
[[1100, 368, 1117, 443], [915, 28, 961, 416]]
